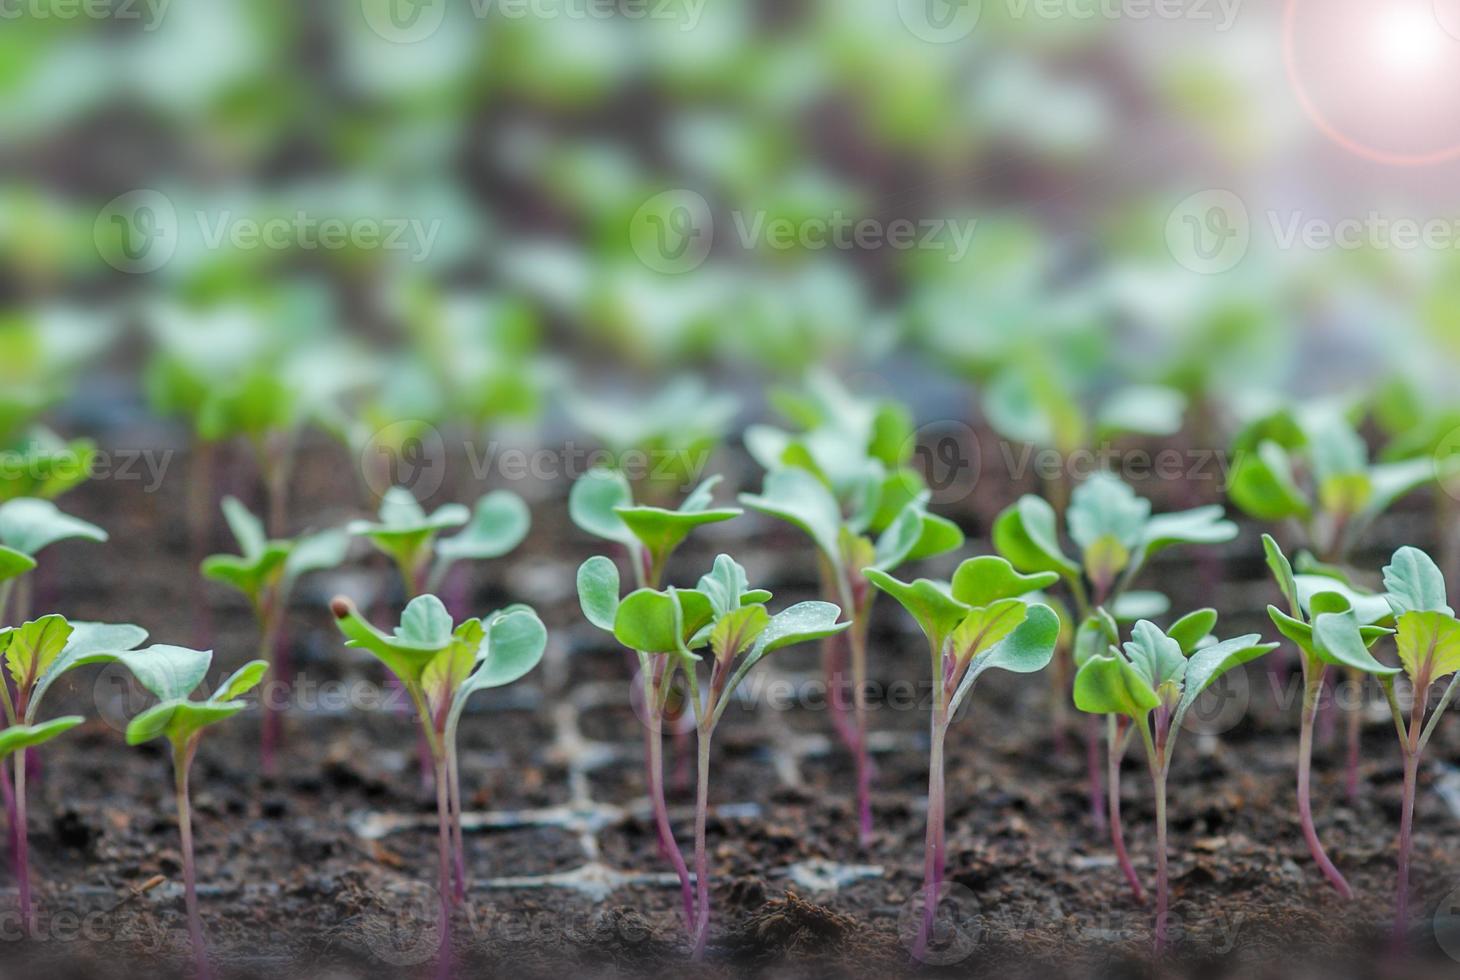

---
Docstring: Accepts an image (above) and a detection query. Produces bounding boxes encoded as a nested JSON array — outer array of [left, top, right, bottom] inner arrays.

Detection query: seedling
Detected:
[[202, 497, 349, 770], [0, 496, 106, 625], [865, 556, 1061, 961], [1228, 403, 1444, 799], [124, 648, 266, 980], [0, 428, 96, 504], [995, 472, 1237, 834], [348, 486, 530, 600], [1313, 546, 1458, 945], [741, 374, 963, 844], [0, 616, 147, 934], [580, 553, 847, 957], [1262, 535, 1393, 898], [570, 467, 741, 590], [1073, 618, 1276, 953], [330, 594, 546, 941]]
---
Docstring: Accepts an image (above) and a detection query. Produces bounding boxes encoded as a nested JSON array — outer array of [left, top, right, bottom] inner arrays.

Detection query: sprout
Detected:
[[0, 496, 107, 624], [348, 486, 530, 599], [0, 616, 147, 934], [1074, 618, 1276, 953], [740, 373, 963, 845], [123, 648, 266, 980], [579, 553, 847, 957], [202, 497, 349, 771], [1228, 403, 1445, 800], [330, 594, 546, 950], [1262, 535, 1394, 898], [995, 472, 1237, 845], [866, 556, 1061, 961], [1313, 546, 1459, 946]]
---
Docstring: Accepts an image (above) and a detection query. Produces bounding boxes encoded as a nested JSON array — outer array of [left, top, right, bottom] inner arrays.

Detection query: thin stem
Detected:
[[690, 724, 712, 959], [847, 611, 874, 847], [1107, 716, 1145, 904], [912, 703, 948, 963], [1344, 667, 1363, 805], [257, 592, 286, 776], [1419, 672, 1458, 754], [1138, 721, 1168, 956], [432, 752, 454, 979], [445, 734, 467, 905], [172, 739, 207, 980], [1393, 691, 1425, 950], [13, 750, 32, 937], [642, 657, 695, 933], [1297, 662, 1353, 898]]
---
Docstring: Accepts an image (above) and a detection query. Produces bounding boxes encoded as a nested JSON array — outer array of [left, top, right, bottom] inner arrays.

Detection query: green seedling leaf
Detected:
[[1168, 608, 1218, 654], [748, 601, 848, 658], [1074, 613, 1117, 668], [1112, 591, 1171, 622], [740, 467, 844, 563], [1139, 506, 1237, 561], [348, 487, 468, 573], [222, 496, 267, 559], [1393, 611, 1460, 685], [0, 498, 106, 556], [696, 554, 771, 616], [710, 605, 771, 665], [284, 528, 350, 582], [950, 603, 1061, 718], [613, 588, 714, 654], [123, 651, 266, 748], [577, 556, 621, 631], [3, 614, 72, 690], [1228, 441, 1312, 521], [0, 717, 84, 758], [568, 468, 636, 548], [1123, 621, 1188, 698], [28, 622, 150, 718], [465, 609, 548, 694], [332, 596, 448, 685], [437, 491, 531, 564], [1383, 546, 1454, 617], [993, 495, 1080, 580], [1311, 609, 1400, 677], [863, 568, 970, 658], [120, 645, 216, 702], [615, 504, 742, 574], [1074, 653, 1160, 721], [1262, 534, 1301, 616], [1068, 473, 1151, 557], [1177, 634, 1279, 721], [1364, 458, 1436, 519], [949, 600, 1029, 664], [678, 475, 724, 514], [202, 546, 289, 601], [1295, 575, 1391, 625], [0, 546, 36, 583], [950, 556, 1059, 607]]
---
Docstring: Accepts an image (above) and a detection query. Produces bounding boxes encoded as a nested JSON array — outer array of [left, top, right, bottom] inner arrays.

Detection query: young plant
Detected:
[[741, 375, 963, 845], [1263, 535, 1394, 898], [1314, 546, 1459, 945], [864, 556, 1061, 961], [1073, 618, 1277, 953], [0, 428, 96, 504], [1228, 403, 1442, 798], [581, 553, 848, 957], [0, 617, 147, 934], [330, 595, 546, 935], [995, 472, 1237, 834], [123, 647, 266, 979], [202, 497, 349, 771], [348, 486, 530, 601], [0, 497, 107, 624], [570, 471, 741, 931]]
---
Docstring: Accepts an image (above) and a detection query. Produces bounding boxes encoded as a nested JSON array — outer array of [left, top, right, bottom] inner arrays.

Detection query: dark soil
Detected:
[[4, 434, 1459, 980]]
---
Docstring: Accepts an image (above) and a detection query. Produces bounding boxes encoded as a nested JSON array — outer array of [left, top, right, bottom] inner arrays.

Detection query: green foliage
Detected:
[[0, 428, 96, 503], [203, 497, 349, 605], [1263, 535, 1399, 676], [125, 650, 267, 749], [570, 468, 740, 587], [0, 497, 105, 557]]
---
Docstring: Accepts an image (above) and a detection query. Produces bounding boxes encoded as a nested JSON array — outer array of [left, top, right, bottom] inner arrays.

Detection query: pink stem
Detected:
[[1108, 718, 1145, 904], [1393, 752, 1419, 951], [690, 728, 713, 960], [433, 753, 454, 980], [0, 762, 16, 872], [1086, 714, 1107, 835], [848, 619, 875, 847], [173, 741, 208, 980], [13, 752, 32, 937], [643, 666, 695, 933], [1298, 665, 1353, 898], [1152, 766, 1169, 955], [912, 710, 948, 962]]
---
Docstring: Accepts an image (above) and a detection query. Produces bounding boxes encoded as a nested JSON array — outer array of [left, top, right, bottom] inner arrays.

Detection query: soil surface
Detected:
[[4, 432, 1459, 980]]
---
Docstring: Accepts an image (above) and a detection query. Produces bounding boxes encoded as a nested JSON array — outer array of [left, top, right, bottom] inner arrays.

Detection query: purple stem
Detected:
[[1152, 764, 1169, 955], [1, 762, 15, 873], [1085, 713, 1107, 835], [1393, 691, 1425, 951], [433, 754, 454, 980], [259, 600, 287, 777], [643, 664, 695, 933], [847, 617, 875, 847], [446, 742, 468, 905], [173, 740, 208, 980], [1107, 717, 1145, 905], [911, 708, 948, 962], [690, 728, 712, 960], [1298, 664, 1353, 898], [13, 752, 32, 937]]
